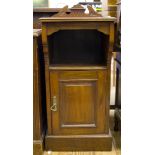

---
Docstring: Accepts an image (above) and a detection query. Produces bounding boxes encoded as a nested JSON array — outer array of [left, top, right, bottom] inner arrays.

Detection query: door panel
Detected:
[[60, 80, 96, 128], [50, 71, 107, 135]]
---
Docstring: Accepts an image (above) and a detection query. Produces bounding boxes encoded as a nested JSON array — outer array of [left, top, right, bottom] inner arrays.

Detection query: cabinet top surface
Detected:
[[40, 16, 116, 23], [33, 29, 42, 37]]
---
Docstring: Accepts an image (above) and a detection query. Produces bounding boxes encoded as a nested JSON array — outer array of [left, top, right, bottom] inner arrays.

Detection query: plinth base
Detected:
[[45, 130, 112, 151]]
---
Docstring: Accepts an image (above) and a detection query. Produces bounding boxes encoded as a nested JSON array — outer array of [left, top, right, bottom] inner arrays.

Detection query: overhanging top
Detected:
[[40, 17, 116, 22]]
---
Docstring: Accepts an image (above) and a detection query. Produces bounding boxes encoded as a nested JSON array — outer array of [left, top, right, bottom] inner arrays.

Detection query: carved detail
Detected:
[[87, 5, 101, 17], [53, 5, 69, 17], [52, 4, 102, 17]]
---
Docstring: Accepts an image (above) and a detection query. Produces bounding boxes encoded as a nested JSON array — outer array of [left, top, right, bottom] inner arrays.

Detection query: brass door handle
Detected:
[[51, 96, 57, 111]]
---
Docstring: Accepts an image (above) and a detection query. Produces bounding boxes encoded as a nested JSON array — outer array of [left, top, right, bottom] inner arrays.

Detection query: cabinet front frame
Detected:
[[41, 21, 114, 135]]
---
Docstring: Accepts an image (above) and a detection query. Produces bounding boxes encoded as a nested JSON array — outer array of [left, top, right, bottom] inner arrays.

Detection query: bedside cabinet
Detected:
[[40, 4, 116, 151]]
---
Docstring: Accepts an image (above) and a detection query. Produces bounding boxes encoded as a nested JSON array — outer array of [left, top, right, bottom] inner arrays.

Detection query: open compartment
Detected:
[[47, 30, 109, 67]]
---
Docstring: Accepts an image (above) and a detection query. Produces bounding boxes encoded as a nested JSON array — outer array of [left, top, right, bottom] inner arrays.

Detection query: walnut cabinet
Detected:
[[40, 5, 115, 151]]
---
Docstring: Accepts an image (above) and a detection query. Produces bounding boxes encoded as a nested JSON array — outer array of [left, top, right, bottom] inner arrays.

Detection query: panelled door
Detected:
[[49, 70, 108, 135]]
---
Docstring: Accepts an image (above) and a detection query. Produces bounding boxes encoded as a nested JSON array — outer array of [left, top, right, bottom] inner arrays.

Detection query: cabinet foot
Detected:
[[33, 139, 44, 155]]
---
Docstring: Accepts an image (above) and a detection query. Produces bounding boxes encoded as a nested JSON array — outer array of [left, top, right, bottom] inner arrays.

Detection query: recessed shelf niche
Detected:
[[47, 30, 109, 66]]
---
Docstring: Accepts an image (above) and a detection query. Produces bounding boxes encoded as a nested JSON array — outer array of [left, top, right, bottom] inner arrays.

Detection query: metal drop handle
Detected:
[[51, 96, 57, 111]]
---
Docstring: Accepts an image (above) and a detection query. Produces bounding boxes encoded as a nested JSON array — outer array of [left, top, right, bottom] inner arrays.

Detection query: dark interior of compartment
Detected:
[[47, 30, 109, 66]]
